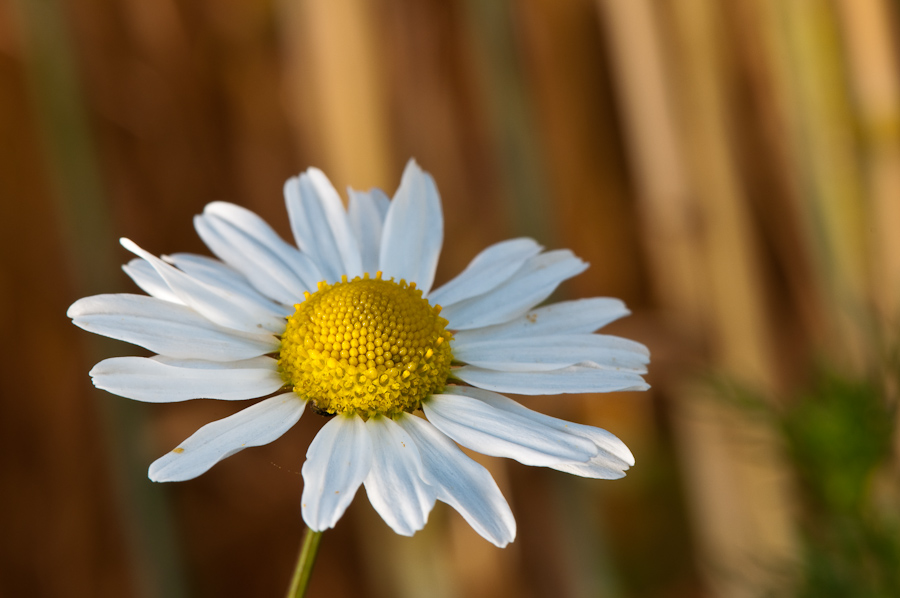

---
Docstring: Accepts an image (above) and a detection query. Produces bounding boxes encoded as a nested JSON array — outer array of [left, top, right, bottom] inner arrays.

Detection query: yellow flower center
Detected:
[[278, 273, 453, 417]]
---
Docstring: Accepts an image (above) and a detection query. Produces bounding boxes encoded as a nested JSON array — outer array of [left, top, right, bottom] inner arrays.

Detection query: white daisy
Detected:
[[68, 159, 649, 547]]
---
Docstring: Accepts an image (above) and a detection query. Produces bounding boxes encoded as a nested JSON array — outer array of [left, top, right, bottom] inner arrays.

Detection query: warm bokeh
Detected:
[[2, 0, 899, 597]]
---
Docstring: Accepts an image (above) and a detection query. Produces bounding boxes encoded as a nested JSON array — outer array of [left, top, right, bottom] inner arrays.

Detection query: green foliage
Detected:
[[782, 374, 893, 515], [783, 373, 900, 598], [718, 367, 900, 597]]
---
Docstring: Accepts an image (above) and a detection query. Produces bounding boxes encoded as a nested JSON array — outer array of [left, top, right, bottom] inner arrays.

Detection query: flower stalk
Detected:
[[287, 527, 324, 598]]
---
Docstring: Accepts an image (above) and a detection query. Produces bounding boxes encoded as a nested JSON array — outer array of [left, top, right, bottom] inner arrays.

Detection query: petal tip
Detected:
[[147, 464, 168, 483], [65, 300, 83, 319]]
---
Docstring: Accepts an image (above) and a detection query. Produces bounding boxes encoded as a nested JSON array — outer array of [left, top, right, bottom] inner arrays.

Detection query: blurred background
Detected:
[[2, 0, 900, 596]]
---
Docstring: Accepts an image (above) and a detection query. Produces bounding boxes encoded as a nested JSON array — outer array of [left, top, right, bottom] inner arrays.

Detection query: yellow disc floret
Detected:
[[278, 272, 453, 418]]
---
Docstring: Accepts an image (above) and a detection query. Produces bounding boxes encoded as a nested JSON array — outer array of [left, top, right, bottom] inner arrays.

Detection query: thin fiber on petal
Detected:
[[68, 294, 278, 361], [348, 188, 390, 275], [285, 169, 362, 282], [439, 250, 588, 330], [379, 159, 443, 294], [363, 417, 436, 536], [396, 414, 515, 547], [149, 393, 305, 482], [301, 414, 373, 531], [427, 238, 542, 308], [90, 356, 283, 403], [452, 298, 631, 344], [423, 393, 596, 466]]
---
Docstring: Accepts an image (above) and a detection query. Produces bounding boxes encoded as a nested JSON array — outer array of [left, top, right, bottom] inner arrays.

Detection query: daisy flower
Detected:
[[68, 160, 649, 547]]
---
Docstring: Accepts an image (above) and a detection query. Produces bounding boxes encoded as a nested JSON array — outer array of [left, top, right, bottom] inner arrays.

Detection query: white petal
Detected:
[[68, 294, 278, 361], [90, 356, 283, 402], [451, 364, 649, 395], [285, 169, 362, 283], [121, 239, 286, 334], [427, 238, 542, 308], [452, 298, 631, 344], [446, 385, 634, 469], [165, 253, 248, 288], [301, 414, 373, 531], [378, 159, 443, 294], [123, 259, 183, 303], [455, 386, 632, 479], [195, 203, 321, 305], [453, 334, 649, 373], [396, 414, 516, 547], [149, 393, 305, 482], [166, 253, 293, 317], [422, 393, 597, 466], [363, 416, 437, 536], [549, 460, 627, 480], [203, 203, 324, 291], [439, 250, 588, 330], [348, 187, 390, 275]]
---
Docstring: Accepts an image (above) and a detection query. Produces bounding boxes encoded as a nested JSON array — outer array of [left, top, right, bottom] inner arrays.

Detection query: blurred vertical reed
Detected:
[[830, 0, 900, 473], [833, 0, 900, 334], [600, 0, 796, 595], [462, 0, 554, 243], [279, 0, 392, 191], [775, 0, 870, 368], [515, 0, 647, 595], [10, 0, 187, 597]]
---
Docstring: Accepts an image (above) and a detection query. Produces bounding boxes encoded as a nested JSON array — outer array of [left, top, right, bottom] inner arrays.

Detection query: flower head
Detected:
[[68, 160, 649, 546], [278, 273, 453, 417]]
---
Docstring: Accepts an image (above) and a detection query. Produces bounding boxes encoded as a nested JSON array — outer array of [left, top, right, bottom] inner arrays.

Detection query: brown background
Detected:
[[2, 0, 898, 597]]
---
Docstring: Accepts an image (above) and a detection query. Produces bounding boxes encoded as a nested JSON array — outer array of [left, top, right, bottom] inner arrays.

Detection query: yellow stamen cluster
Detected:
[[278, 273, 453, 417]]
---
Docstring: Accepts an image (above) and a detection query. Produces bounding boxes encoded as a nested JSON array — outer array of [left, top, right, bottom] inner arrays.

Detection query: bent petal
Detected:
[[396, 414, 516, 547], [363, 416, 437, 536], [301, 414, 373, 531], [166, 253, 293, 317], [149, 393, 305, 482], [90, 356, 283, 402], [121, 238, 286, 334], [379, 160, 443, 294], [123, 258, 182, 304]]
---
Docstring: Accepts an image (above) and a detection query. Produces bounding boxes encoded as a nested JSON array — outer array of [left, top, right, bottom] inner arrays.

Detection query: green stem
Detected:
[[286, 527, 324, 598]]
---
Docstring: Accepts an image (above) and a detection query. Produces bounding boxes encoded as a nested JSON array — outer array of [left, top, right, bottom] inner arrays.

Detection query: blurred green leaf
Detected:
[[783, 373, 893, 514]]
